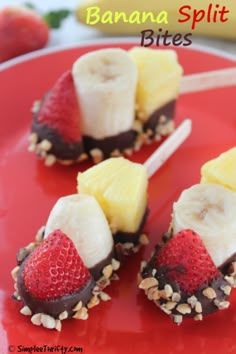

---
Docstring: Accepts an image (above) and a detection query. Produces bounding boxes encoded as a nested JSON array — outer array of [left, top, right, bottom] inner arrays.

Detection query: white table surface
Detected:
[[1, 0, 236, 57]]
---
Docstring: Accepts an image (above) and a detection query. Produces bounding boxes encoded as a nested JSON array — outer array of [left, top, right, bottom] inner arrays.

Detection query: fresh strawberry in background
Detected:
[[0, 4, 70, 63]]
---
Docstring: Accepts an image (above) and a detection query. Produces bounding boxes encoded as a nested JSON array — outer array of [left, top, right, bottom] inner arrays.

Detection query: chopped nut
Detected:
[[20, 306, 32, 316], [59, 311, 68, 321], [78, 153, 88, 162], [195, 302, 202, 314], [132, 120, 143, 133], [11, 266, 20, 281], [224, 275, 235, 287], [28, 132, 38, 144], [164, 284, 173, 298], [139, 277, 158, 290], [41, 314, 56, 329], [25, 242, 37, 253], [59, 159, 74, 166], [172, 292, 181, 303], [31, 101, 41, 113], [202, 287, 217, 299], [28, 143, 36, 152], [31, 313, 42, 326], [220, 285, 232, 296], [111, 258, 120, 271], [45, 154, 56, 166], [122, 242, 134, 250], [72, 301, 83, 312], [214, 300, 230, 310], [99, 292, 111, 302], [165, 301, 177, 311], [55, 319, 62, 332], [39, 139, 52, 151], [160, 305, 171, 315], [87, 295, 100, 309], [154, 134, 161, 142], [147, 287, 158, 300], [173, 315, 183, 325], [97, 276, 111, 290], [159, 289, 170, 300], [124, 148, 133, 156], [194, 314, 203, 321], [187, 295, 198, 308], [102, 264, 113, 279], [73, 307, 88, 320], [90, 148, 103, 164], [152, 290, 161, 301], [110, 149, 121, 157], [176, 303, 191, 315], [139, 234, 149, 245]]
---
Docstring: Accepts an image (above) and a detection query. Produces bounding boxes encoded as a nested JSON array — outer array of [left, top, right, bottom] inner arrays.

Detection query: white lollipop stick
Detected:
[[144, 119, 192, 178], [181, 67, 236, 94]]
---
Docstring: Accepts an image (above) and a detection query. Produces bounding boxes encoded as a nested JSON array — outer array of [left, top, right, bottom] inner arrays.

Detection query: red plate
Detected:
[[0, 40, 236, 354]]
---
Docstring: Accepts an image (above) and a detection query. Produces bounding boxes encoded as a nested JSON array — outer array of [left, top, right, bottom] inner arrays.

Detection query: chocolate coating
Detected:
[[17, 259, 96, 318], [89, 248, 114, 281], [83, 130, 136, 158], [143, 100, 176, 136], [114, 208, 149, 245], [32, 117, 83, 160]]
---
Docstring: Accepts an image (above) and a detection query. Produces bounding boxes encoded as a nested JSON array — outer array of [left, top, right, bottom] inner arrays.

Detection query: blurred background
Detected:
[[0, 0, 236, 59]]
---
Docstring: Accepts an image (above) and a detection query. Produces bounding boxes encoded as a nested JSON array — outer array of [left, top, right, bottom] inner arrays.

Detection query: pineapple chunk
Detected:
[[129, 47, 183, 121], [200, 147, 236, 191], [77, 157, 148, 234]]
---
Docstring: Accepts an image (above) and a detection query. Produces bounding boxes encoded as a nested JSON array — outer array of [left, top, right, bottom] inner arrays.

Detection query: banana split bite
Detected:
[[28, 46, 183, 166], [77, 157, 149, 253], [139, 184, 236, 324], [12, 194, 120, 331]]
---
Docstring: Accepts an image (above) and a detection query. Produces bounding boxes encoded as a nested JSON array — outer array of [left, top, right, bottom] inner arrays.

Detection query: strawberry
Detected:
[[23, 230, 91, 301], [154, 229, 220, 294], [34, 70, 81, 144], [0, 6, 49, 63]]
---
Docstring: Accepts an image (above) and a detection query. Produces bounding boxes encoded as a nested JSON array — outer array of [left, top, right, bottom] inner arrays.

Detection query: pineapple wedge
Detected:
[[129, 47, 183, 122], [201, 147, 236, 191], [77, 157, 148, 235]]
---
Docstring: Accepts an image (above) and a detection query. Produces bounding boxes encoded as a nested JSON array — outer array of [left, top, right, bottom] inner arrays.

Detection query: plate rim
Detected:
[[0, 36, 236, 72]]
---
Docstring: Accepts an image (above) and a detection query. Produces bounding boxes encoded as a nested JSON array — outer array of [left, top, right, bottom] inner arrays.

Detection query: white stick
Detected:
[[144, 119, 192, 178], [180, 67, 236, 94]]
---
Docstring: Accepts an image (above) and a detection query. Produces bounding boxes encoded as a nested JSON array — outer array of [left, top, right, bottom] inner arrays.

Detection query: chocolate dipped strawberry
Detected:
[[15, 230, 97, 330], [139, 229, 231, 324], [29, 70, 85, 166]]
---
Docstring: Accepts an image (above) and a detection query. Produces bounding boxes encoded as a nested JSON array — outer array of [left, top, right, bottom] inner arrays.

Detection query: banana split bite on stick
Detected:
[[28, 47, 183, 166], [139, 183, 236, 324], [12, 195, 120, 331]]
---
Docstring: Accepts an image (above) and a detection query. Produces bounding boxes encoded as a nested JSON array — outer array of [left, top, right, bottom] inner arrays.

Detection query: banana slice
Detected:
[[44, 194, 114, 271], [72, 48, 137, 139], [172, 183, 236, 268]]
